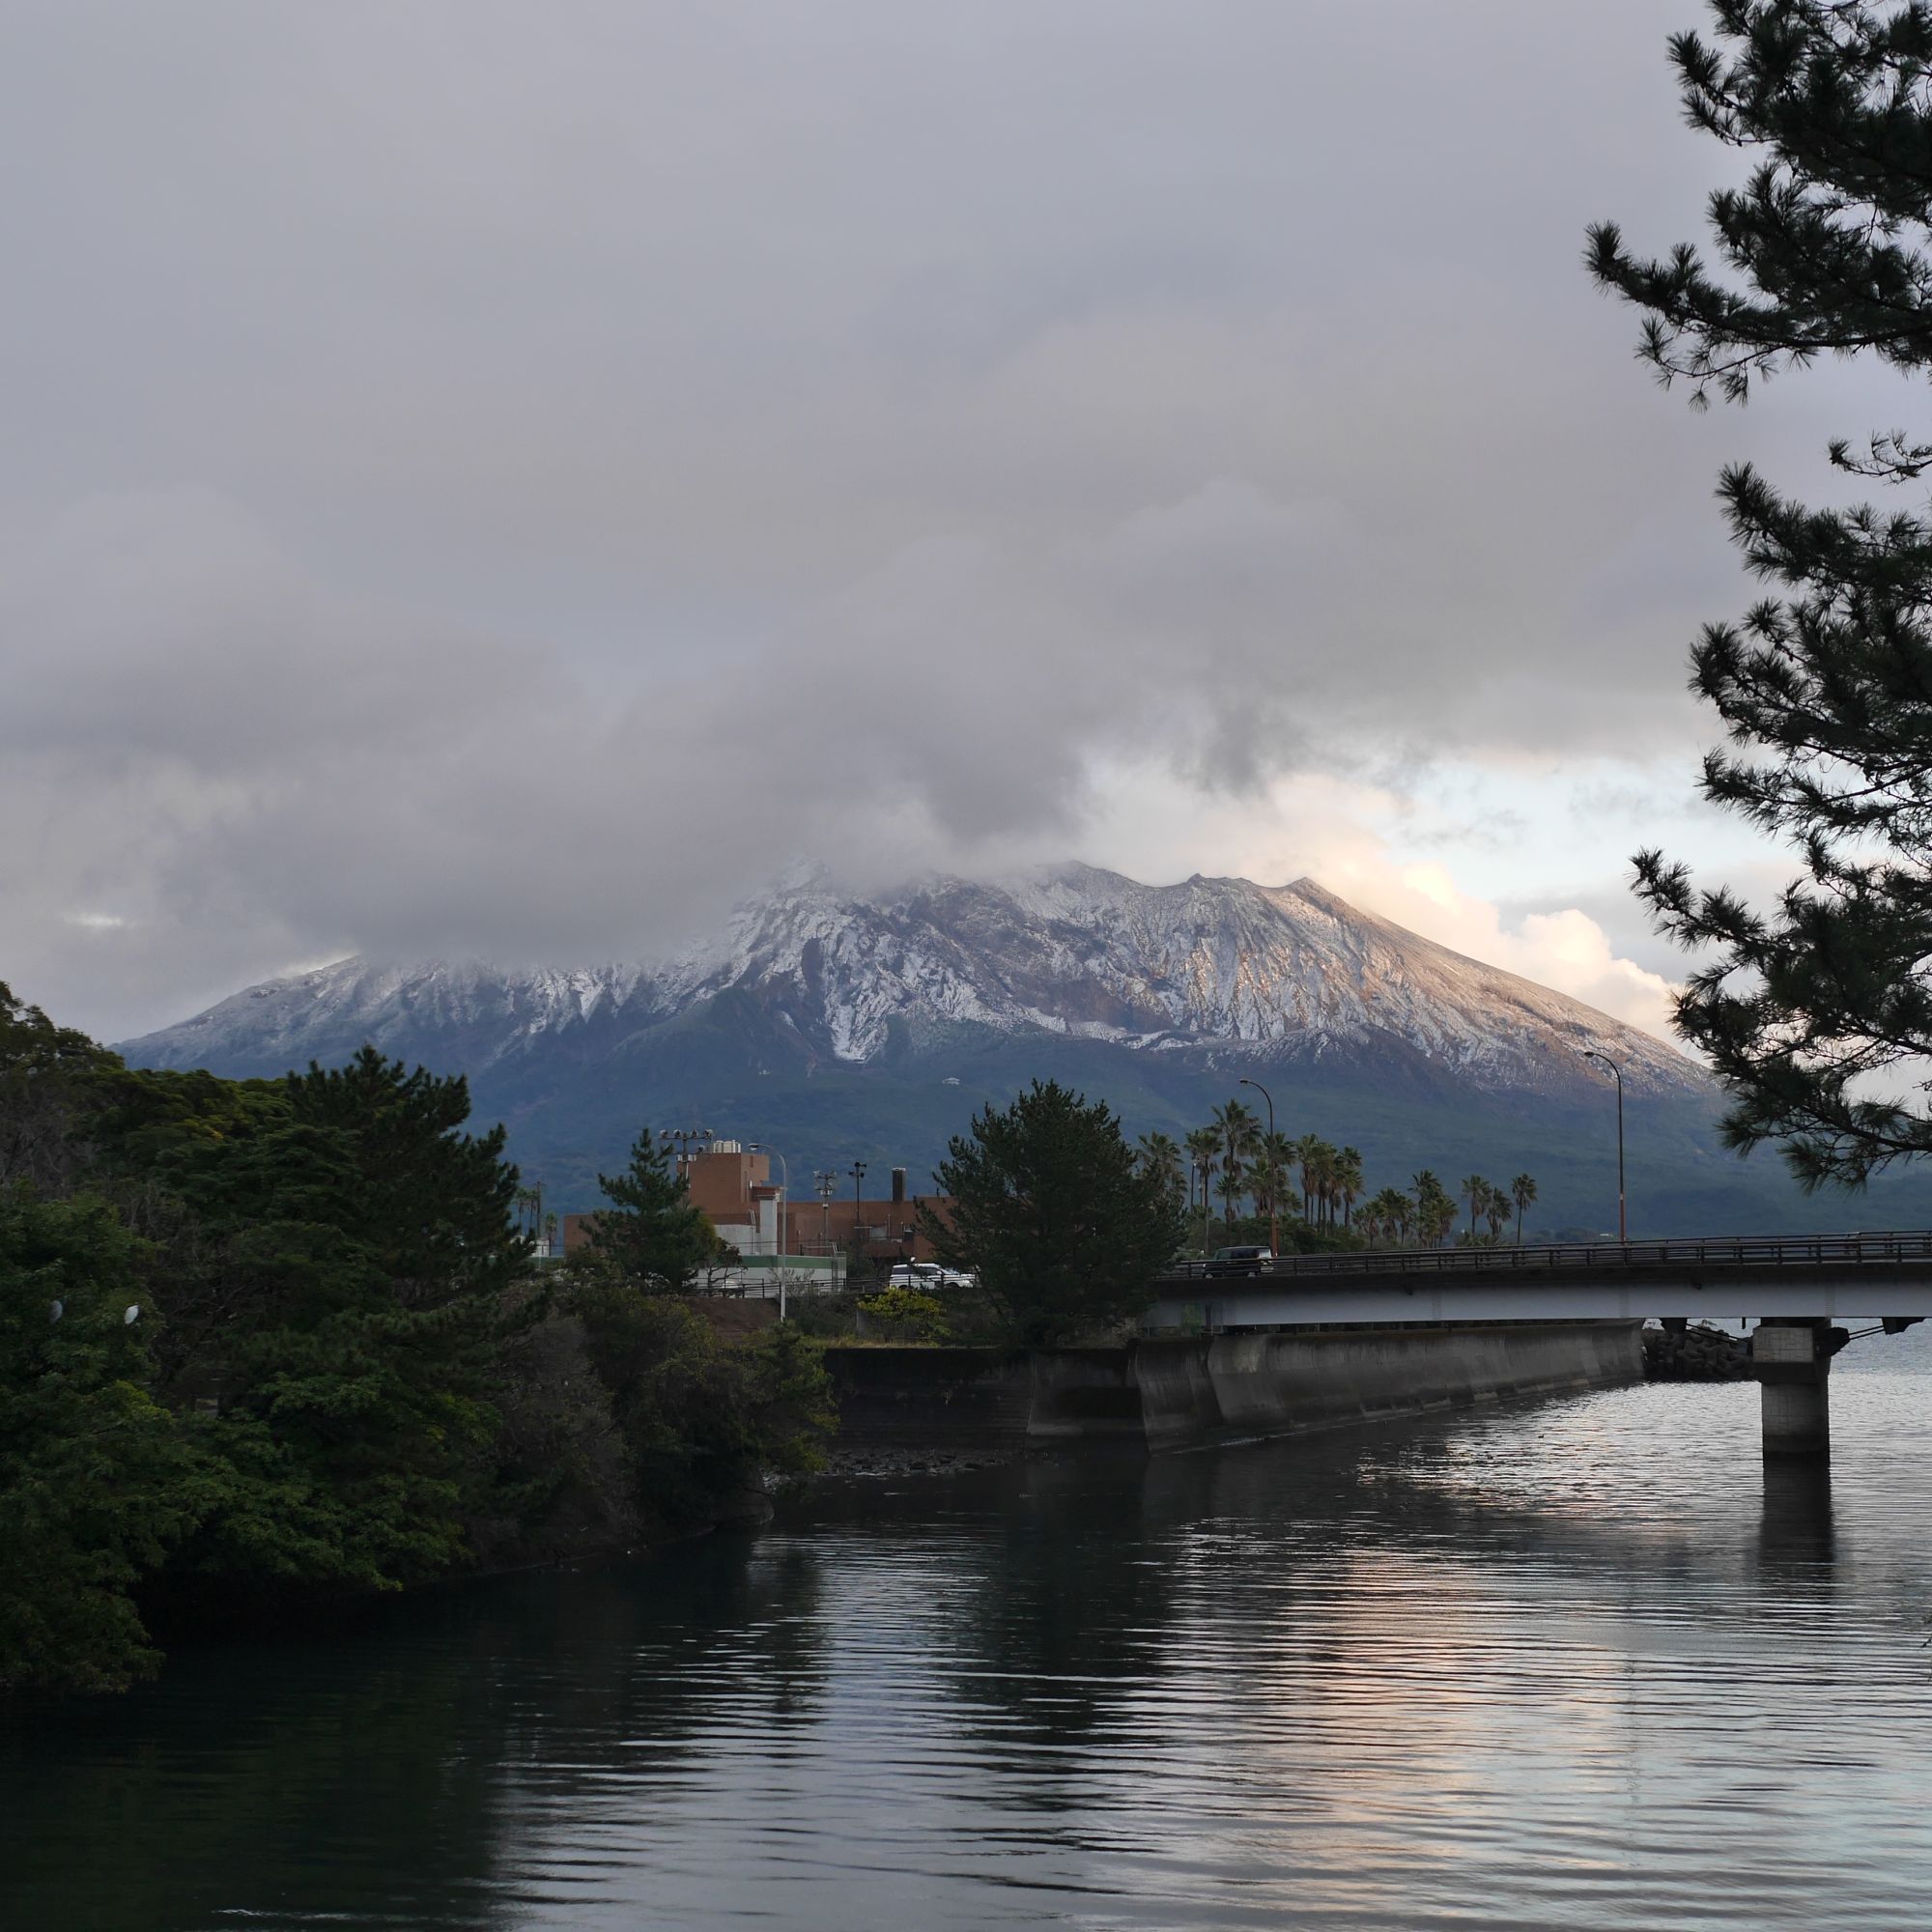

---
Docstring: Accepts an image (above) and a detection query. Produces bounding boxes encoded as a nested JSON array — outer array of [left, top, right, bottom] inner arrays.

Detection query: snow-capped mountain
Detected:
[[120, 864, 1838, 1234], [123, 865, 1697, 1102]]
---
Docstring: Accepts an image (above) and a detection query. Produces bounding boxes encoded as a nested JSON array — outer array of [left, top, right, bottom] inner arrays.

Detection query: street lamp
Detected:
[[1579, 1048, 1626, 1242], [1238, 1076, 1278, 1260]]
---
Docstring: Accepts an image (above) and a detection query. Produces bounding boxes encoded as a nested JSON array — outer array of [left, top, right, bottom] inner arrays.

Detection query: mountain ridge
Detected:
[[118, 864, 1925, 1236], [121, 863, 1695, 1097]]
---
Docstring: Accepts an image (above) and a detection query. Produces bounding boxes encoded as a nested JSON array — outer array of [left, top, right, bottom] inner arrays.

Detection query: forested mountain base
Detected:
[[0, 984, 831, 1697]]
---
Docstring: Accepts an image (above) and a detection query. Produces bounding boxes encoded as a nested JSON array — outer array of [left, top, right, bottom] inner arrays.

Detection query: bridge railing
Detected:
[[1159, 1231, 1932, 1283]]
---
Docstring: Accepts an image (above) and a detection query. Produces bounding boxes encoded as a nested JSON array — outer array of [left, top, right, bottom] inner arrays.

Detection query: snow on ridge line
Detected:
[[116, 868, 1697, 1093]]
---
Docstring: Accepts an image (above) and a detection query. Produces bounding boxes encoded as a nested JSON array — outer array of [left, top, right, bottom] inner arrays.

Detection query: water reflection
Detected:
[[1758, 1460, 1837, 1572], [6, 1377, 1932, 1931]]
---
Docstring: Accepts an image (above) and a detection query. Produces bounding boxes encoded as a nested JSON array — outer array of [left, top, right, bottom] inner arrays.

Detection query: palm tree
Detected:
[[1362, 1186, 1409, 1248], [1184, 1126, 1221, 1248], [1137, 1130, 1183, 1201], [1216, 1161, 1245, 1230], [1483, 1181, 1510, 1241], [1511, 1173, 1538, 1245], [1209, 1100, 1260, 1220], [1335, 1146, 1364, 1229], [1310, 1141, 1340, 1228], [1296, 1134, 1324, 1222], [1461, 1173, 1489, 1242], [1253, 1129, 1295, 1229], [1412, 1171, 1453, 1248], [513, 1183, 541, 1242]]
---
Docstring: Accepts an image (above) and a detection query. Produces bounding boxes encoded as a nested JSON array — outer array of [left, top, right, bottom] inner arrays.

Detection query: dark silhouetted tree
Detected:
[[921, 1080, 1187, 1346], [586, 1130, 724, 1293], [1591, 3, 1932, 1185]]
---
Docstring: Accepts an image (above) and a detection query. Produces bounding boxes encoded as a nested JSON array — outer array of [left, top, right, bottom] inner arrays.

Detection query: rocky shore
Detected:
[[1643, 1321, 1751, 1381], [817, 1446, 1023, 1481]]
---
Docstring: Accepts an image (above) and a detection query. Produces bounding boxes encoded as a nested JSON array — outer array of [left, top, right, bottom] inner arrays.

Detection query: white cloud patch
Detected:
[[1335, 863, 1682, 1045]]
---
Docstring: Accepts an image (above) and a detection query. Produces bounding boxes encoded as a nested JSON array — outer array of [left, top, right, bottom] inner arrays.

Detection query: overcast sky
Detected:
[[2, 2, 1914, 1043]]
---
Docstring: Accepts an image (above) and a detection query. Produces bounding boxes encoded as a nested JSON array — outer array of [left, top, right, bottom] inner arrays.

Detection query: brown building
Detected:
[[563, 1145, 952, 1268], [562, 1142, 780, 1257]]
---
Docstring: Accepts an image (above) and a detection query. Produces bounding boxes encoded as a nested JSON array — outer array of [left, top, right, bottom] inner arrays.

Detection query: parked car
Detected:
[[1208, 1244, 1274, 1277], [884, 1260, 977, 1291]]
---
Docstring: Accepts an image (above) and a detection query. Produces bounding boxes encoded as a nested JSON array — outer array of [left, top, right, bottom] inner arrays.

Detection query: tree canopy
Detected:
[[1591, 1, 1932, 1186], [584, 1130, 727, 1292], [0, 990, 830, 1695], [921, 1080, 1187, 1346]]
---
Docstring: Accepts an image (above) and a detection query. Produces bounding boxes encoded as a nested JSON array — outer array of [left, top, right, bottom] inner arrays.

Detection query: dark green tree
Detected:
[[1590, 3, 1932, 1185], [0, 980, 119, 1194], [0, 1193, 197, 1692], [919, 1080, 1187, 1347], [283, 1048, 527, 1303], [570, 1285, 834, 1526], [144, 1051, 532, 1604], [584, 1130, 724, 1292]]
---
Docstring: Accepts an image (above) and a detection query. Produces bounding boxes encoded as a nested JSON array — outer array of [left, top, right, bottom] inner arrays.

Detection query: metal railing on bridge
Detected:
[[1160, 1230, 1932, 1283]]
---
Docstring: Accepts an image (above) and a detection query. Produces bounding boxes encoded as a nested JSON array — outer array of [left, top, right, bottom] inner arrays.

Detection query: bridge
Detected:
[[1150, 1231, 1932, 1459]]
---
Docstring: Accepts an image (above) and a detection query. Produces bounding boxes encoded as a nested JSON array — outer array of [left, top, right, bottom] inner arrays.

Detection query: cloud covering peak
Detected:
[[0, 3, 1878, 1038]]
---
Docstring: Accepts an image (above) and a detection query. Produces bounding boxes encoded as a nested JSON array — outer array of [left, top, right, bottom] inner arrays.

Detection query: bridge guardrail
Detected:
[[1160, 1231, 1932, 1283]]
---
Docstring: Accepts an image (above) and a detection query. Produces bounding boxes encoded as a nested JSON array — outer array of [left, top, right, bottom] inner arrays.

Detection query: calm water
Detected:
[[7, 1356, 1932, 1931]]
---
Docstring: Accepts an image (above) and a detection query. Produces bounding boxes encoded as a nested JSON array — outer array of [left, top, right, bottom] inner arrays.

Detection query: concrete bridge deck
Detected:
[[1151, 1231, 1932, 1328]]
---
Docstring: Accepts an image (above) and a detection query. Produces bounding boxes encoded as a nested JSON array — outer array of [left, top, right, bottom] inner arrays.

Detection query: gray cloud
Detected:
[[1, 2, 1910, 1037]]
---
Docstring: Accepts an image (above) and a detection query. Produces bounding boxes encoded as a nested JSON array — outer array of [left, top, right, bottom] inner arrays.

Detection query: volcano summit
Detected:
[[117, 867, 1908, 1234]]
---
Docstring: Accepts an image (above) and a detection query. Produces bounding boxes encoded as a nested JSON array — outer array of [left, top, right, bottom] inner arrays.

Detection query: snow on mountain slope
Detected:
[[118, 866, 1700, 1102]]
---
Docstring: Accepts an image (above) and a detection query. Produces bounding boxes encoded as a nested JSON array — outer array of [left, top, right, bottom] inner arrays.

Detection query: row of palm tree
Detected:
[[513, 1183, 560, 1254], [1135, 1102, 1539, 1251]]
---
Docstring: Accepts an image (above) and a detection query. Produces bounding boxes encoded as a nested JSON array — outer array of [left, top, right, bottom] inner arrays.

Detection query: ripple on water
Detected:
[[6, 1374, 1932, 1930]]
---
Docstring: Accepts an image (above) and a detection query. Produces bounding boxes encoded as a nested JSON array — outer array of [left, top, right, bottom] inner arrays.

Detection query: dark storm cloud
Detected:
[[0, 2, 1908, 1035]]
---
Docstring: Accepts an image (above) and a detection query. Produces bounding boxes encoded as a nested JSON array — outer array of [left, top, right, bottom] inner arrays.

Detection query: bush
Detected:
[[569, 1275, 836, 1527], [855, 1286, 948, 1342]]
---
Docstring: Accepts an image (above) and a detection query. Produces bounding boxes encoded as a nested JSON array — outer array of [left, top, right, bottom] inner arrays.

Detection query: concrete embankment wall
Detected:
[[1131, 1321, 1642, 1450], [823, 1322, 1642, 1458], [823, 1345, 1037, 1453]]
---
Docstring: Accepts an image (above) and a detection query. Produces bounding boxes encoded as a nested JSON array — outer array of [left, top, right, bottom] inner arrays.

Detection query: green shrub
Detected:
[[855, 1286, 948, 1342], [569, 1276, 835, 1526]]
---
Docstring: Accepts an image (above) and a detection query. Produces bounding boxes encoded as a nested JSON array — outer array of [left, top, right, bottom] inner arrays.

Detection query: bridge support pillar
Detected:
[[1752, 1320, 1848, 1459]]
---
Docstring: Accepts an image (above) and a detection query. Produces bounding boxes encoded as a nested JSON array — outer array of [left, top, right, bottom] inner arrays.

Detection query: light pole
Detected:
[[1238, 1076, 1277, 1259], [660, 1126, 713, 1178], [1580, 1048, 1626, 1242], [813, 1171, 838, 1254], [849, 1160, 867, 1285]]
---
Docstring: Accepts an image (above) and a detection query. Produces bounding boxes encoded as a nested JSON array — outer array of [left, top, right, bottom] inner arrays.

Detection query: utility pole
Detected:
[[849, 1160, 867, 1284], [1580, 1048, 1626, 1242], [813, 1170, 838, 1254], [1239, 1075, 1277, 1261]]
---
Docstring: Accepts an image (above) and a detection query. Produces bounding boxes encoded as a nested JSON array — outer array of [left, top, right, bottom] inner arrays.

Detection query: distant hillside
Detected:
[[117, 865, 1932, 1235]]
